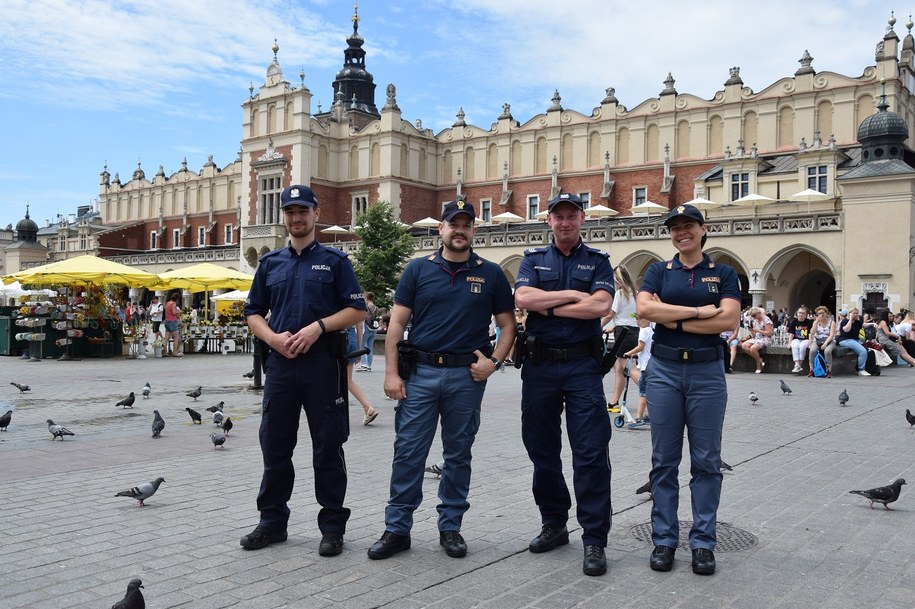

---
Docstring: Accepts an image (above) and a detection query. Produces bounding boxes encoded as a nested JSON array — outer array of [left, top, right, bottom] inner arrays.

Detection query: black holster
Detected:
[[328, 330, 348, 358], [513, 325, 526, 368], [397, 340, 416, 380]]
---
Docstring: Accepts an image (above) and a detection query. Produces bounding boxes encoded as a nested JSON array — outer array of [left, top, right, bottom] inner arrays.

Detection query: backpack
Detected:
[[812, 352, 828, 377], [365, 304, 381, 331]]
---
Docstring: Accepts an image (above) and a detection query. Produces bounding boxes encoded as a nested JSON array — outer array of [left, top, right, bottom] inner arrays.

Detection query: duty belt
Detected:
[[536, 341, 594, 362], [651, 343, 724, 363], [414, 349, 477, 367]]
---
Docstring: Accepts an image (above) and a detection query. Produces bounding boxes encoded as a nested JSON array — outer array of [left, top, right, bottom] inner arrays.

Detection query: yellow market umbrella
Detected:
[[5, 254, 160, 287], [154, 262, 253, 293]]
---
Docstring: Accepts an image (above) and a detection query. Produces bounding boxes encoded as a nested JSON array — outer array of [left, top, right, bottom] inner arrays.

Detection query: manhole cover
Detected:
[[629, 521, 758, 552]]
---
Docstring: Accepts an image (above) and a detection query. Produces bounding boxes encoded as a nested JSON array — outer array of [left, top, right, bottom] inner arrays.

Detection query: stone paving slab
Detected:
[[1, 353, 913, 608]]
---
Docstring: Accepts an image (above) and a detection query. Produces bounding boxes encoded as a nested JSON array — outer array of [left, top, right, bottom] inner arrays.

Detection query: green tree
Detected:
[[352, 200, 416, 308]]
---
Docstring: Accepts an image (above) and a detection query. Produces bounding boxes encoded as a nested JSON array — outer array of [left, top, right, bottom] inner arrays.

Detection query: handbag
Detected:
[[872, 347, 893, 367]]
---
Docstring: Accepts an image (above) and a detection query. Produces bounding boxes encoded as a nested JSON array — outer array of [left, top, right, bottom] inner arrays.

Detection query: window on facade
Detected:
[[79, 234, 87, 251], [527, 195, 540, 220], [258, 175, 283, 224], [579, 192, 591, 210], [150, 231, 158, 250], [58, 237, 66, 252], [224, 223, 233, 245], [633, 187, 647, 206], [172, 228, 181, 249], [197, 226, 206, 247], [480, 198, 492, 223], [807, 165, 828, 193], [730, 173, 749, 201], [352, 194, 368, 221]]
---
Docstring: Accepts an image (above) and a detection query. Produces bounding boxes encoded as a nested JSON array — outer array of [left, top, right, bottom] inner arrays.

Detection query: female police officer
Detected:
[[636, 204, 740, 576]]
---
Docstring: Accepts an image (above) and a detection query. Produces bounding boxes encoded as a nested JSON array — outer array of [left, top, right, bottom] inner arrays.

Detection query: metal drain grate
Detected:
[[629, 521, 758, 552]]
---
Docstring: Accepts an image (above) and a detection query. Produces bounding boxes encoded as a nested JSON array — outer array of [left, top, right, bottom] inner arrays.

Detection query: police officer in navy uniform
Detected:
[[514, 192, 615, 577], [368, 199, 515, 560], [241, 185, 366, 557], [636, 204, 740, 575]]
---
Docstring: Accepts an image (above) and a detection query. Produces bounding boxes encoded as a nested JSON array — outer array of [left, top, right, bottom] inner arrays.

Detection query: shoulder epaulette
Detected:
[[585, 245, 610, 258], [259, 248, 283, 261], [524, 245, 549, 255]]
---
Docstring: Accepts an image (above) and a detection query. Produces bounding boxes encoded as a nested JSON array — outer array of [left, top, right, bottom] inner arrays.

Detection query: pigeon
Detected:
[[749, 391, 759, 405], [220, 417, 233, 435], [141, 382, 151, 399], [115, 477, 165, 506], [10, 381, 30, 392], [720, 460, 733, 471], [242, 370, 255, 378], [185, 407, 202, 424], [210, 431, 226, 448], [186, 386, 202, 401], [839, 389, 849, 407], [47, 419, 74, 440], [110, 578, 144, 609], [212, 411, 225, 426], [780, 380, 792, 395], [0, 409, 11, 431], [151, 410, 165, 438], [849, 478, 906, 510], [635, 480, 652, 496], [116, 392, 136, 409], [905, 408, 914, 427], [205, 401, 224, 413]]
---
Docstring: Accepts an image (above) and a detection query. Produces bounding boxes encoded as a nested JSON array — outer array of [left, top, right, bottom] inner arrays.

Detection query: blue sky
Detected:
[[0, 0, 897, 229]]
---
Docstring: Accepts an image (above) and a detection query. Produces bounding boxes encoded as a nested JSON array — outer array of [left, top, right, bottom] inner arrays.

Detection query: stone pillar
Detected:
[[750, 290, 766, 308]]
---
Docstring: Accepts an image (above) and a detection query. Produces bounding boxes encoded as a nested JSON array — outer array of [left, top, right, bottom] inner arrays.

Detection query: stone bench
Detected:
[[732, 344, 857, 375]]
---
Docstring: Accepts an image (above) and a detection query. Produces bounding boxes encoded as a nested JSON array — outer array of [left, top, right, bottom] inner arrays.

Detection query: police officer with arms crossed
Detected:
[[636, 204, 740, 575], [368, 199, 515, 560], [514, 192, 615, 577], [241, 185, 366, 557]]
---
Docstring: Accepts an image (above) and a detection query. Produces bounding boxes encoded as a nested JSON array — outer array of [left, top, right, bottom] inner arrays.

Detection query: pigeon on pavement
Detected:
[[212, 411, 225, 426], [142, 382, 151, 399], [185, 407, 202, 424], [210, 431, 226, 448], [849, 478, 906, 510], [47, 419, 74, 440], [10, 381, 30, 392], [115, 477, 165, 506], [116, 392, 136, 409], [242, 370, 255, 378], [0, 409, 11, 431], [749, 391, 759, 405], [151, 410, 165, 438], [720, 460, 733, 471], [780, 380, 792, 395], [110, 578, 144, 609], [906, 408, 914, 427], [839, 389, 849, 406], [635, 480, 652, 496], [205, 401, 224, 413], [186, 386, 202, 401], [220, 417, 233, 435]]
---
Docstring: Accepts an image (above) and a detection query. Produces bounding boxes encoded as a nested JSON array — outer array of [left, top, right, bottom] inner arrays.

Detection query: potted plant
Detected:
[[152, 335, 165, 358]]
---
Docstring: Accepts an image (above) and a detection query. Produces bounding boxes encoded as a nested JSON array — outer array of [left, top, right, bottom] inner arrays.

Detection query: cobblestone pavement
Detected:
[[1, 352, 913, 608]]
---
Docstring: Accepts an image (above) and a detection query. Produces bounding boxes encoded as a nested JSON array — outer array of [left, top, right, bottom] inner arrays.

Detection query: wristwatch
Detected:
[[489, 357, 504, 371]]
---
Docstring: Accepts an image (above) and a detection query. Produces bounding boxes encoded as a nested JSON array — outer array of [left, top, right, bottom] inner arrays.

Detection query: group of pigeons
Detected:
[[743, 379, 909, 509]]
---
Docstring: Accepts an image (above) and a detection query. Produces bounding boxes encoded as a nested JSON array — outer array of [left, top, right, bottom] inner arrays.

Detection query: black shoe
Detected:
[[582, 545, 607, 576], [649, 545, 676, 571], [318, 533, 343, 556], [239, 526, 287, 551], [691, 548, 716, 575], [439, 531, 467, 558], [367, 531, 411, 560], [528, 525, 569, 553]]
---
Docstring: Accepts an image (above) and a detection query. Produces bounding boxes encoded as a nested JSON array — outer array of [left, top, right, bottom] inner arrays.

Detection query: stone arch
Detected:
[[761, 244, 838, 313], [443, 150, 453, 182], [617, 250, 664, 288], [742, 111, 758, 150], [349, 145, 359, 180], [511, 139, 522, 176], [267, 103, 277, 134], [561, 133, 573, 170], [676, 120, 690, 159], [464, 146, 475, 181], [616, 128, 630, 165], [259, 246, 271, 258], [251, 108, 259, 137], [498, 254, 524, 285], [400, 144, 409, 178], [535, 136, 548, 174], [777, 105, 795, 148], [708, 115, 724, 155], [317, 144, 329, 179], [646, 124, 660, 162], [285, 101, 293, 131], [588, 131, 601, 167], [245, 247, 259, 269], [816, 100, 833, 141], [706, 248, 752, 309], [370, 143, 381, 176], [487, 143, 499, 179]]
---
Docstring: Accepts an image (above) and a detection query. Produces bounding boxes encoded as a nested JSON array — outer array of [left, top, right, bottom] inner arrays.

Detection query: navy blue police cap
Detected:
[[441, 199, 476, 222], [547, 192, 585, 212], [664, 204, 705, 227], [280, 185, 319, 208]]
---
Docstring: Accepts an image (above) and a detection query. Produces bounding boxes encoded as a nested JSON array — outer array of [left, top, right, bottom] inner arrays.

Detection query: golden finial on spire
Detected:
[[353, 3, 359, 29], [272, 38, 279, 60]]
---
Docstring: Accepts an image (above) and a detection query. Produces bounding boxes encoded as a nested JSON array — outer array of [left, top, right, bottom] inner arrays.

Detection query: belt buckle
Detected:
[[434, 353, 446, 366], [555, 348, 568, 360], [679, 348, 691, 361]]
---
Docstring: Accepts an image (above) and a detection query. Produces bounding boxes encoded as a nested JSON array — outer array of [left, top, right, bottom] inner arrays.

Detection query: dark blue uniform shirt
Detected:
[[244, 240, 365, 334], [639, 253, 741, 349], [395, 248, 514, 354], [515, 240, 615, 345]]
